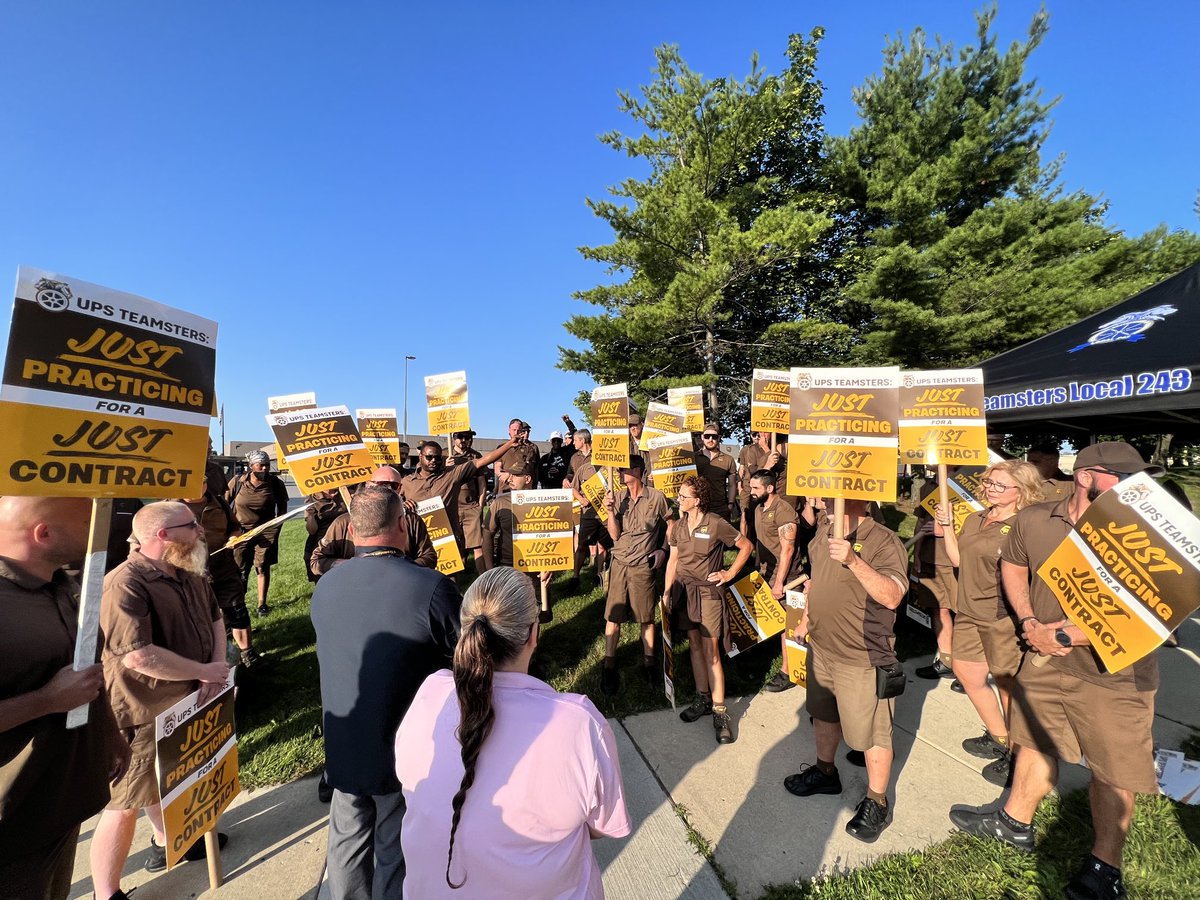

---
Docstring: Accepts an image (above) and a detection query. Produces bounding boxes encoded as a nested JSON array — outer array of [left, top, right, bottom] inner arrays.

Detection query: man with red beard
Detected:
[[91, 502, 232, 900]]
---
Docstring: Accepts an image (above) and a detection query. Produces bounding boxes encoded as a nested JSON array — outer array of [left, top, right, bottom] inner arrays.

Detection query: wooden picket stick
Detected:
[[67, 498, 112, 729], [204, 829, 222, 889], [540, 577, 550, 615], [937, 463, 950, 523], [338, 486, 353, 509], [833, 498, 847, 541], [783, 573, 809, 592]]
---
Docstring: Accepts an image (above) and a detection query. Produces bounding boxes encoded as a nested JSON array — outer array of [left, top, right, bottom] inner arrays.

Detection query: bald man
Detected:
[[0, 497, 130, 900]]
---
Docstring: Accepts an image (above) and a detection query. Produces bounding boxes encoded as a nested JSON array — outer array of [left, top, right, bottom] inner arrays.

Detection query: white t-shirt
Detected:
[[395, 669, 631, 899]]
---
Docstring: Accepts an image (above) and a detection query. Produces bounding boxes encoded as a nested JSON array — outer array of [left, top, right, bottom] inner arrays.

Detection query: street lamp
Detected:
[[402, 355, 416, 462]]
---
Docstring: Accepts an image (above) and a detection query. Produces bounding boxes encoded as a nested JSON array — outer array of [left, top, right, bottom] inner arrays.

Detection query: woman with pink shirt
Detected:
[[395, 567, 631, 898]]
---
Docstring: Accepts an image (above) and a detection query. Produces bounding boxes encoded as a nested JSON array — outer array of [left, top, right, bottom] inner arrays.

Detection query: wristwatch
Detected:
[[1053, 628, 1072, 648]]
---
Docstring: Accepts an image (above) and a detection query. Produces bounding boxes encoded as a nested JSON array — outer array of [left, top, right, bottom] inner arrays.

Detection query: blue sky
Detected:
[[1, 1, 1195, 448]]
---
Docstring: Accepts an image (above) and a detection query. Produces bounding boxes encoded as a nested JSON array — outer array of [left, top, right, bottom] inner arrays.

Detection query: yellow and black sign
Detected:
[[639, 401, 685, 451], [919, 465, 989, 534], [155, 674, 239, 870], [416, 495, 465, 576], [266, 405, 375, 494], [647, 433, 697, 499], [356, 407, 401, 468], [268, 391, 316, 474], [511, 489, 575, 572], [0, 267, 217, 498], [725, 570, 788, 656], [784, 638, 809, 688], [579, 469, 611, 524], [590, 383, 630, 469], [786, 435, 899, 503], [667, 385, 704, 433], [751, 368, 790, 434], [1036, 473, 1200, 672], [425, 371, 470, 435], [898, 370, 988, 466]]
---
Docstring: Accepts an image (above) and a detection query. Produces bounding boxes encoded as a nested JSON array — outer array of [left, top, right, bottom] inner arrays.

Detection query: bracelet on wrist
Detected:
[[1017, 615, 1038, 631]]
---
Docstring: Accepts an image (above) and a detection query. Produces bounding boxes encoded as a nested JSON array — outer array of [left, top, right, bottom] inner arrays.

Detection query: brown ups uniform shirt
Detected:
[[695, 450, 736, 514], [954, 510, 1013, 621], [754, 497, 805, 583], [611, 488, 671, 566], [1001, 497, 1158, 692], [500, 442, 540, 479], [0, 561, 118, 857], [403, 460, 482, 537], [668, 512, 741, 580], [309, 510, 436, 577], [483, 493, 518, 567], [450, 448, 484, 506], [1041, 476, 1074, 502], [100, 550, 223, 728], [229, 473, 289, 529], [806, 518, 908, 667]]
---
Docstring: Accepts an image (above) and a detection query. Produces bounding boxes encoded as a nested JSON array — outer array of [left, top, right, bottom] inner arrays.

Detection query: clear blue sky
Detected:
[[1, 1, 1195, 448]]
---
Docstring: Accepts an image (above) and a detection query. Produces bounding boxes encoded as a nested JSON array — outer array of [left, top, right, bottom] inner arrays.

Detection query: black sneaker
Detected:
[[951, 679, 966, 693], [1066, 856, 1127, 900], [679, 693, 713, 723], [982, 752, 1013, 787], [948, 805, 1035, 853], [962, 731, 1008, 759], [256, 604, 270, 617], [845, 749, 866, 767], [145, 838, 167, 873], [600, 665, 620, 696], [915, 658, 954, 679], [712, 706, 734, 744], [846, 796, 892, 843], [784, 764, 842, 797], [764, 670, 796, 693]]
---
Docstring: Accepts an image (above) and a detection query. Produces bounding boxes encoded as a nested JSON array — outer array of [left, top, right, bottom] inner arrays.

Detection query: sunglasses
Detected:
[[1086, 467, 1129, 478], [702, 434, 719, 440], [422, 454, 441, 460], [164, 520, 201, 531]]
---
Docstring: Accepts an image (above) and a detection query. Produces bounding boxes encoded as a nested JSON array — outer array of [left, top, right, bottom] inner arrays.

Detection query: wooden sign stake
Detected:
[[937, 463, 950, 521], [204, 828, 223, 889], [540, 577, 550, 615], [833, 498, 846, 541], [67, 498, 112, 729]]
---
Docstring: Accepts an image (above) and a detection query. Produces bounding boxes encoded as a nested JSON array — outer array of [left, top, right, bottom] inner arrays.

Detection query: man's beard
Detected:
[[162, 539, 209, 576]]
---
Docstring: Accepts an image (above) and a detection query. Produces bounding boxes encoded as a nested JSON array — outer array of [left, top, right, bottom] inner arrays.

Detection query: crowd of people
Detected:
[[0, 405, 1182, 900]]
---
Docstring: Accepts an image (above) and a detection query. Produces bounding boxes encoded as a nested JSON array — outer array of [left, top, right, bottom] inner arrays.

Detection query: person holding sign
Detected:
[[912, 476, 960, 684], [228, 449, 289, 617], [0, 497, 130, 900], [92, 502, 231, 898], [394, 567, 630, 898], [495, 419, 539, 492], [934, 459, 1043, 787], [600, 456, 671, 696], [951, 443, 1164, 899], [784, 498, 908, 844], [695, 425, 737, 522], [403, 438, 517, 548], [449, 431, 488, 570], [568, 429, 613, 590], [664, 476, 753, 745]]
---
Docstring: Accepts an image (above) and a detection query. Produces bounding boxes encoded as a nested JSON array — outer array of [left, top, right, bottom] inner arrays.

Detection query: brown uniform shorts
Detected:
[[233, 531, 279, 571], [458, 503, 483, 550], [805, 646, 894, 752], [1008, 658, 1157, 793], [668, 579, 726, 646], [951, 614, 1022, 678], [107, 723, 160, 810], [911, 565, 957, 612], [605, 562, 657, 624]]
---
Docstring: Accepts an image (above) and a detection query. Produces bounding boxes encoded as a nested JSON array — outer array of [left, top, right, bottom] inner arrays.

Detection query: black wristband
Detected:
[[1017, 616, 1038, 630]]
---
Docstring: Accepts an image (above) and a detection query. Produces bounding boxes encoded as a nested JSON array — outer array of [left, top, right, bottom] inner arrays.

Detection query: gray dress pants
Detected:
[[327, 789, 406, 899]]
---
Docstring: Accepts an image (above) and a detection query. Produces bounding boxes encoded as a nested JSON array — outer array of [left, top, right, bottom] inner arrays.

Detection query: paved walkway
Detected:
[[70, 613, 1197, 899]]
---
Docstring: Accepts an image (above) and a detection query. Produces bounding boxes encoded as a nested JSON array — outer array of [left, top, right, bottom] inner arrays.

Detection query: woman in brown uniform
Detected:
[[935, 459, 1043, 786], [664, 475, 753, 744]]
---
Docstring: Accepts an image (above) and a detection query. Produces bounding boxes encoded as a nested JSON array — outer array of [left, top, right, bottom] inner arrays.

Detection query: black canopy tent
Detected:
[[980, 263, 1200, 441]]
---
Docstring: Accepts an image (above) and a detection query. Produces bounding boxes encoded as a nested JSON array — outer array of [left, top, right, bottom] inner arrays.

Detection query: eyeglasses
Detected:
[[678, 493, 697, 501], [164, 520, 201, 531], [422, 454, 440, 461], [981, 480, 1017, 492]]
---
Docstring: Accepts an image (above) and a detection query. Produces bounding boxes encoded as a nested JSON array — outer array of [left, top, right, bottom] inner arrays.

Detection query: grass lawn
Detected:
[[233, 506, 1200, 899]]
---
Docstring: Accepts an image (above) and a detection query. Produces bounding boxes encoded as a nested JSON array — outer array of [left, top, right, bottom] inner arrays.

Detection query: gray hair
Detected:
[[349, 485, 403, 539]]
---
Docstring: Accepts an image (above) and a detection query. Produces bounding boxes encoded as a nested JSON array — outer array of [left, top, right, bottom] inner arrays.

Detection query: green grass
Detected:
[[757, 791, 1200, 900]]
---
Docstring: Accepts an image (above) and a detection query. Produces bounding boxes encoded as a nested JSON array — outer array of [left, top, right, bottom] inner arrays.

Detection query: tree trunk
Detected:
[[704, 327, 718, 424], [1152, 433, 1173, 468]]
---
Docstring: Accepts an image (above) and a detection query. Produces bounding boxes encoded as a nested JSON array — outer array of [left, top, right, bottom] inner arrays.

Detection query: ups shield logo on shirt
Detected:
[[1001, 524, 1011, 535], [853, 542, 863, 553]]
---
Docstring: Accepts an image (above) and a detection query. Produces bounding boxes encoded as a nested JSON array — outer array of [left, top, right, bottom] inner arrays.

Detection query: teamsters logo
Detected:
[[1069, 305, 1177, 353], [1118, 482, 1151, 506], [794, 373, 812, 391], [33, 278, 72, 312], [902, 374, 915, 389]]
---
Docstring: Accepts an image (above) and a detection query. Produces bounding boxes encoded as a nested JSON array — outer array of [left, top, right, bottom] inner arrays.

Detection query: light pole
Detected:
[[402, 355, 416, 462]]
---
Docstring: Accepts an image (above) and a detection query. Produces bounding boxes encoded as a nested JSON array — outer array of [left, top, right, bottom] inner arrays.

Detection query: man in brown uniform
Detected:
[[695, 425, 737, 521], [568, 429, 614, 590], [184, 475, 261, 668], [309, 467, 437, 576], [303, 490, 347, 582], [0, 496, 130, 900], [228, 449, 290, 616], [450, 430, 488, 569], [1026, 442, 1074, 502], [600, 456, 671, 695], [91, 502, 232, 899], [785, 498, 908, 843], [951, 443, 1164, 900], [496, 419, 540, 492], [912, 477, 959, 683], [403, 437, 516, 544]]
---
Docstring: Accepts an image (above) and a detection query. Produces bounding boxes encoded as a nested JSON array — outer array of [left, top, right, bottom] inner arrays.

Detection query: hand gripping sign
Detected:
[[667, 385, 705, 433], [511, 489, 575, 574], [268, 391, 317, 474], [356, 407, 401, 467], [917, 450, 1007, 534], [155, 670, 238, 880], [425, 371, 470, 436], [0, 266, 217, 497], [416, 495, 465, 576], [266, 405, 375, 494], [724, 570, 788, 656], [647, 432, 697, 499], [783, 587, 809, 686], [590, 383, 630, 469], [898, 370, 989, 467], [1036, 473, 1200, 673], [786, 367, 901, 504], [638, 402, 686, 451]]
